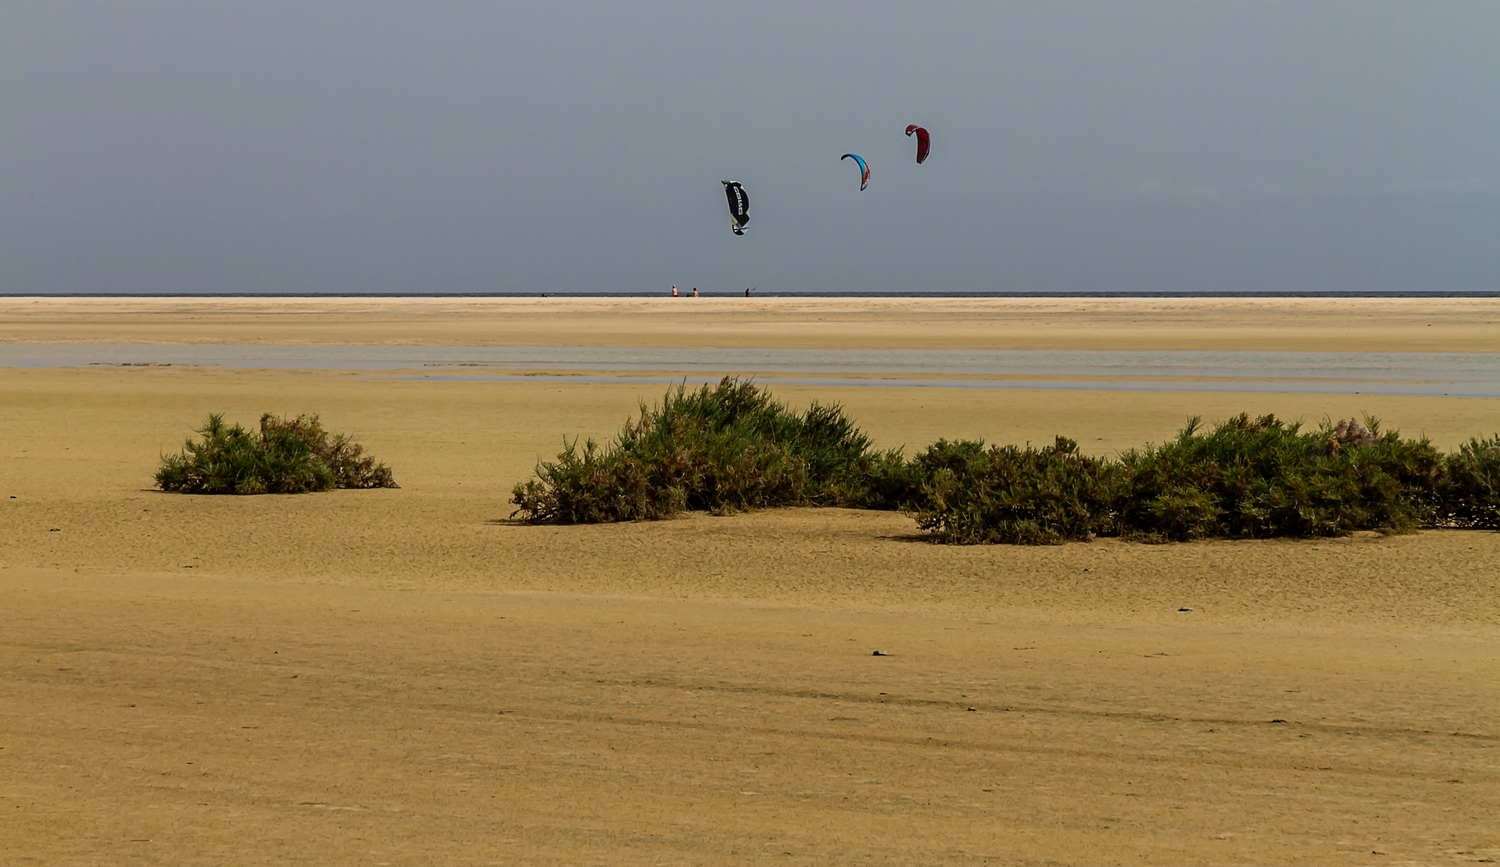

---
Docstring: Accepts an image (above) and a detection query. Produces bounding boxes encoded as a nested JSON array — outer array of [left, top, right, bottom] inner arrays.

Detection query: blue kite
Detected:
[[840, 153, 869, 191]]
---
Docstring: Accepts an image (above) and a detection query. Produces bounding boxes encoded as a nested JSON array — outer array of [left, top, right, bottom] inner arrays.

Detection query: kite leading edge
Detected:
[[905, 125, 930, 164], [840, 153, 870, 191]]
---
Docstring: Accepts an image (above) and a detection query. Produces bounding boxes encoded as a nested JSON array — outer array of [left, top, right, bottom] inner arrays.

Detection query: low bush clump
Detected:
[[1111, 414, 1443, 541], [512, 380, 1497, 545], [908, 415, 1446, 543], [1437, 435, 1500, 529], [910, 437, 1118, 544], [511, 377, 877, 522], [156, 413, 397, 494]]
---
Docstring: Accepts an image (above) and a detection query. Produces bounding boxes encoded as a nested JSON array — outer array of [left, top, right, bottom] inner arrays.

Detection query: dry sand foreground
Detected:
[[3, 299, 1499, 865]]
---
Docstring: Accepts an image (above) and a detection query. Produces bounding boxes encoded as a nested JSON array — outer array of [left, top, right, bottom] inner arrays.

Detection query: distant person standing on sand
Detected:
[[671, 285, 678, 297], [744, 287, 753, 297], [692, 287, 698, 297]]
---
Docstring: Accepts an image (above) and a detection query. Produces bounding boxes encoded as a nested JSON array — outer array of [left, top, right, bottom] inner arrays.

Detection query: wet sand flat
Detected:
[[5, 344, 1499, 401], [3, 300, 1499, 864]]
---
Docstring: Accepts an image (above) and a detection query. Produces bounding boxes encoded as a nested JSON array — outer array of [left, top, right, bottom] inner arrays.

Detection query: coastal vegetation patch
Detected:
[[156, 413, 397, 494], [510, 378, 884, 522], [513, 378, 1500, 544]]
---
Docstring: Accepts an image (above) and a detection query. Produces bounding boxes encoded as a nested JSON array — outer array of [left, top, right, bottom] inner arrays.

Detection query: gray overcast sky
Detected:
[[2, 2, 1496, 294]]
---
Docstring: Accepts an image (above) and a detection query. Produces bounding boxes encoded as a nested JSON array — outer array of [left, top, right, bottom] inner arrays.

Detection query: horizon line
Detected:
[[4, 290, 1498, 300]]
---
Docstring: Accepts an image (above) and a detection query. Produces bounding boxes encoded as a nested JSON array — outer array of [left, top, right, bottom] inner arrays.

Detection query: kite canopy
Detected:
[[840, 154, 870, 191], [721, 181, 750, 235], [905, 125, 930, 164]]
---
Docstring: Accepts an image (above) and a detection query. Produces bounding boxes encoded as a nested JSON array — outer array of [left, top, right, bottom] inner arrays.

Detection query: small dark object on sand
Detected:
[[1178, 607, 1193, 612], [871, 650, 888, 657]]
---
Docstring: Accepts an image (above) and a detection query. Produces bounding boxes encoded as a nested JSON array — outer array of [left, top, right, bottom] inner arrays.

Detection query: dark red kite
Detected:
[[905, 124, 930, 164]]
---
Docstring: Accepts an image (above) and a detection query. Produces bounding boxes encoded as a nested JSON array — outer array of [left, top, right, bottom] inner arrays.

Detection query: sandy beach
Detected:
[[5, 294, 1500, 351], [3, 298, 1499, 864]]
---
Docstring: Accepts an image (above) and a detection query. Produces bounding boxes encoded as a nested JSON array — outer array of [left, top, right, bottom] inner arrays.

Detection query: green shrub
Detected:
[[156, 413, 396, 494], [509, 438, 686, 523], [900, 414, 1445, 544], [258, 413, 397, 489], [512, 381, 1493, 544], [1438, 435, 1500, 529], [512, 378, 877, 523], [1114, 414, 1441, 541], [911, 436, 1118, 545], [857, 447, 930, 511]]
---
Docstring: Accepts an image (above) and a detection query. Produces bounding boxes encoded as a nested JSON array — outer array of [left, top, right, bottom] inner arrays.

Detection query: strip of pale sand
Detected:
[[4, 295, 1499, 351]]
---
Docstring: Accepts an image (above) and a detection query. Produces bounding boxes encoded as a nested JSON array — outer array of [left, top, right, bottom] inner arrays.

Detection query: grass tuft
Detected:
[[156, 413, 397, 494]]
